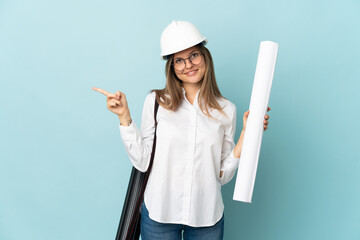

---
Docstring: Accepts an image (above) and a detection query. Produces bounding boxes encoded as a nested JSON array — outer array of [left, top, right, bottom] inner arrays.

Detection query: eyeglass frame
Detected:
[[171, 51, 204, 72]]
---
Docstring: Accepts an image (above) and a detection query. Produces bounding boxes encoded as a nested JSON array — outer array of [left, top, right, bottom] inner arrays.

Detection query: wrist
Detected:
[[119, 118, 132, 126], [118, 112, 132, 126]]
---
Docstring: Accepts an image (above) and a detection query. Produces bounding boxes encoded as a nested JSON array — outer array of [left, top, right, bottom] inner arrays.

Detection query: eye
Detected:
[[191, 52, 199, 58], [174, 58, 184, 64]]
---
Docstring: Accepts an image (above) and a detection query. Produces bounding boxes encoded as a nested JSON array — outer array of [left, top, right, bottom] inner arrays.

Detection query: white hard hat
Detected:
[[160, 20, 207, 60]]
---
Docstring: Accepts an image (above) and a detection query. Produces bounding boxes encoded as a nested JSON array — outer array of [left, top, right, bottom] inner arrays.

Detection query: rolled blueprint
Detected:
[[233, 41, 278, 203]]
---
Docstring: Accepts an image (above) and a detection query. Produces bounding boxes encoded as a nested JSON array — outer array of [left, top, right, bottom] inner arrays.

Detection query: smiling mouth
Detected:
[[185, 69, 198, 76]]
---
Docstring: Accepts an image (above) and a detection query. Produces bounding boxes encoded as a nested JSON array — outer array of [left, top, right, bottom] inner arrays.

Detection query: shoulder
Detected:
[[145, 91, 156, 101], [142, 91, 157, 112], [146, 92, 156, 100]]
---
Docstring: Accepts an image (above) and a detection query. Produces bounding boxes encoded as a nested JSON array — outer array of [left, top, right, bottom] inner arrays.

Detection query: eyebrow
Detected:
[[174, 50, 200, 59]]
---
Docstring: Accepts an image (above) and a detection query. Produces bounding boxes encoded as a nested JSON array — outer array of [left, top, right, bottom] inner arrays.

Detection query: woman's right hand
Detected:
[[92, 87, 130, 117]]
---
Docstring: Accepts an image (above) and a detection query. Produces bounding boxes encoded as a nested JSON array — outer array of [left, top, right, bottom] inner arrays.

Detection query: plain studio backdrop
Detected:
[[0, 0, 359, 239]]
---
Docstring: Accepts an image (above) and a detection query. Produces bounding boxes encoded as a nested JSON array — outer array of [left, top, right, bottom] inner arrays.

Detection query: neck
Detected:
[[183, 83, 200, 96], [182, 83, 201, 105]]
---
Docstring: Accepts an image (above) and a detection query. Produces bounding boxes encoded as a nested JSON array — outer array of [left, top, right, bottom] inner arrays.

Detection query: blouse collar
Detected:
[[181, 87, 200, 108]]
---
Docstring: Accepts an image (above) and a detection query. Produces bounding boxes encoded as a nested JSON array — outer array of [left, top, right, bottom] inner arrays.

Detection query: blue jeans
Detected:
[[140, 202, 224, 240]]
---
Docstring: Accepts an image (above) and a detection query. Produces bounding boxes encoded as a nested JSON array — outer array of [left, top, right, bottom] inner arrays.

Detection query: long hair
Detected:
[[151, 44, 227, 119]]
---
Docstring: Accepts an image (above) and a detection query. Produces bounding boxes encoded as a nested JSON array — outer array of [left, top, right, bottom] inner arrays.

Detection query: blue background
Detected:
[[1, 0, 359, 239]]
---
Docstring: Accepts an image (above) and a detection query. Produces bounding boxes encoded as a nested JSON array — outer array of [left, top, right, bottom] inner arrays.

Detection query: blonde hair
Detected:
[[151, 44, 227, 119]]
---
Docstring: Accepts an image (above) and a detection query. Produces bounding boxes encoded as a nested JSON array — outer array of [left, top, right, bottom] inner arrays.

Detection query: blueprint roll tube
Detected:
[[233, 41, 278, 203]]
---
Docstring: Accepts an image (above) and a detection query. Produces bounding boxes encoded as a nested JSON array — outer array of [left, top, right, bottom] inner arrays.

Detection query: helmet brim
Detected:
[[161, 39, 207, 60]]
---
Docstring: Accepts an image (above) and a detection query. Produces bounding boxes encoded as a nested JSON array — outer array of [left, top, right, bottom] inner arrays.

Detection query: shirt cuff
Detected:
[[219, 149, 240, 186], [118, 121, 138, 142]]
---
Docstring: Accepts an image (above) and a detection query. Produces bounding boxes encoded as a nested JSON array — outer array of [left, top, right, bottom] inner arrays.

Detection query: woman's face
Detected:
[[173, 46, 206, 88]]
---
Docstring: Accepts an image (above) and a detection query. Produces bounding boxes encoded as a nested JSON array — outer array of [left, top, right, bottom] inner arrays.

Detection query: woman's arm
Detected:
[[92, 87, 157, 172], [118, 93, 156, 172], [219, 106, 270, 182], [232, 129, 245, 159], [219, 105, 239, 185], [220, 129, 244, 178]]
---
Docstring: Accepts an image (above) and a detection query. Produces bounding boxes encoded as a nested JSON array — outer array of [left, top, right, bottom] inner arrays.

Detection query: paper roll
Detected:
[[233, 41, 278, 203]]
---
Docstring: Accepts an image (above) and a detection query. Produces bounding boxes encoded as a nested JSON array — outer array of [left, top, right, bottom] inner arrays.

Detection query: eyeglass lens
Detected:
[[173, 52, 202, 71]]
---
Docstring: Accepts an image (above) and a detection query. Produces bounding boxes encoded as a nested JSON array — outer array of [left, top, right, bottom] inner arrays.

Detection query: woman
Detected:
[[93, 20, 270, 240]]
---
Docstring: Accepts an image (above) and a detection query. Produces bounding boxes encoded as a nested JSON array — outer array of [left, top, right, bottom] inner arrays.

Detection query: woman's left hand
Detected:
[[263, 107, 270, 131], [243, 107, 271, 131]]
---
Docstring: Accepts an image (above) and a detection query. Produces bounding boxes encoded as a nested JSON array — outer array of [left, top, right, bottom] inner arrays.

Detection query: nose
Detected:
[[184, 58, 194, 69]]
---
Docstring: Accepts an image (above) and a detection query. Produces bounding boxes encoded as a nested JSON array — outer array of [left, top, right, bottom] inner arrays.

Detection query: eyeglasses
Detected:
[[172, 51, 203, 71]]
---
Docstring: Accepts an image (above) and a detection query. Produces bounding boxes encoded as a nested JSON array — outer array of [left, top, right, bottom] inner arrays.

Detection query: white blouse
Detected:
[[118, 87, 240, 227]]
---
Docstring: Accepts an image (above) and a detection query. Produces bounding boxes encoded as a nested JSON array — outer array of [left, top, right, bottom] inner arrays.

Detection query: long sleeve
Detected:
[[118, 92, 156, 172], [219, 104, 240, 186]]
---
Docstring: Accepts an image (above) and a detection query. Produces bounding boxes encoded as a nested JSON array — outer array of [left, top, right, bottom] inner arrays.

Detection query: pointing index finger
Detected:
[[92, 87, 116, 98]]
